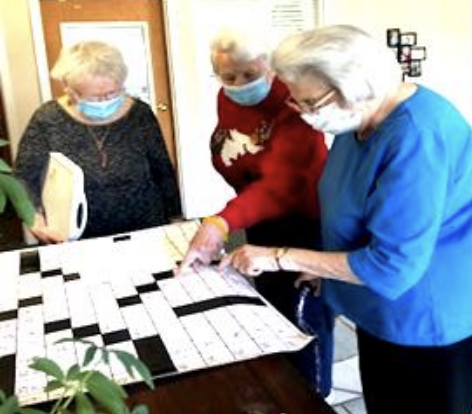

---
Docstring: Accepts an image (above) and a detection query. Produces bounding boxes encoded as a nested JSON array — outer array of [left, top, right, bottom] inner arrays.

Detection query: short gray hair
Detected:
[[271, 25, 402, 105], [210, 27, 270, 73], [50, 41, 128, 87]]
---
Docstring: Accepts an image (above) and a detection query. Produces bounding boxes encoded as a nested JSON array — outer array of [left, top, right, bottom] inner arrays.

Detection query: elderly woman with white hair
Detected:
[[221, 25, 472, 414], [15, 40, 181, 242], [178, 27, 334, 399]]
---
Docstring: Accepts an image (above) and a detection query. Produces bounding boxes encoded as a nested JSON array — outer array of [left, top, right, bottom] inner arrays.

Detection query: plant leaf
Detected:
[[44, 379, 64, 392], [0, 389, 5, 402], [0, 174, 35, 226], [0, 395, 19, 414], [82, 346, 98, 367], [29, 357, 64, 381], [66, 364, 81, 380], [86, 371, 128, 414], [0, 139, 8, 147], [113, 351, 154, 390], [100, 348, 110, 365], [0, 159, 12, 173], [18, 408, 50, 414], [75, 392, 97, 414], [0, 189, 6, 214], [87, 371, 127, 400]]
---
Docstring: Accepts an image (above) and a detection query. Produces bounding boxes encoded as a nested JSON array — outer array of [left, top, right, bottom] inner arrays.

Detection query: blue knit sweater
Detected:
[[320, 85, 472, 346]]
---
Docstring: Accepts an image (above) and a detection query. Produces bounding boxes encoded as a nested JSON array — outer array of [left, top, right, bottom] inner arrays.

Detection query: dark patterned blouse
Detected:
[[15, 99, 181, 239]]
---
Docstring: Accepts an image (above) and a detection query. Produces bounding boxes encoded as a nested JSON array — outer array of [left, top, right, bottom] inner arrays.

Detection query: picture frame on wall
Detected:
[[410, 46, 427, 60], [408, 60, 422, 77], [398, 45, 412, 63], [400, 32, 417, 46], [387, 28, 401, 47]]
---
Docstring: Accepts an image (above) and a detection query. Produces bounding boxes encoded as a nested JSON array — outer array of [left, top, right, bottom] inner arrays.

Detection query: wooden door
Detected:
[[39, 0, 177, 167]]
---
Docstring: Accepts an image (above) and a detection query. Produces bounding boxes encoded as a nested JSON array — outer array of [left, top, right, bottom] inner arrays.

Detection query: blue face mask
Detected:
[[223, 77, 271, 106], [78, 94, 125, 120]]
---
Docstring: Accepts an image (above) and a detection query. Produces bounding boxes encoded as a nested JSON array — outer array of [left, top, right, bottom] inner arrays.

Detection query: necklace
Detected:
[[86, 124, 112, 168]]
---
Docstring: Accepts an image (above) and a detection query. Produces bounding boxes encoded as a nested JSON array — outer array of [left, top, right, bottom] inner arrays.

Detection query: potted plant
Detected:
[[0, 339, 154, 414], [0, 139, 35, 227]]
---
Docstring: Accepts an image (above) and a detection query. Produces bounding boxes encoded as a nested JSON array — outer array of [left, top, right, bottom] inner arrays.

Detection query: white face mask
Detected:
[[300, 102, 363, 135]]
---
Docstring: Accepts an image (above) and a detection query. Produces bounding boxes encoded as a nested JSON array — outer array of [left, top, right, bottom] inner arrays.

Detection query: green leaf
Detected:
[[113, 351, 154, 390], [44, 379, 64, 392], [18, 408, 50, 414], [0, 395, 19, 414], [0, 139, 8, 147], [86, 371, 128, 414], [83, 346, 98, 367], [0, 189, 6, 214], [87, 371, 127, 400], [0, 174, 35, 226], [66, 364, 81, 381], [29, 357, 64, 381], [75, 392, 97, 414], [0, 159, 12, 173], [100, 349, 110, 365], [130, 405, 149, 414], [0, 389, 5, 403]]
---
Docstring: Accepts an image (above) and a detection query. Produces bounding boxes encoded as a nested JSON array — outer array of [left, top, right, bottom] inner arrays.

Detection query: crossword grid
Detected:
[[0, 220, 312, 406]]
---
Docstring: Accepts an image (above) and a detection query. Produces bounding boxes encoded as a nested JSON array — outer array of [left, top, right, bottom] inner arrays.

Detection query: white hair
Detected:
[[271, 25, 402, 105], [50, 41, 128, 87], [210, 26, 271, 72]]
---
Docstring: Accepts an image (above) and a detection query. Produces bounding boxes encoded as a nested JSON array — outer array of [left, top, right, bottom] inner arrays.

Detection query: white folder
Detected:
[[41, 152, 87, 241]]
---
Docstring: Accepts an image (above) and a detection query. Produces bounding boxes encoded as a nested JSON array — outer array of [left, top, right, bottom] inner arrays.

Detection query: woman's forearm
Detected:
[[279, 248, 362, 285]]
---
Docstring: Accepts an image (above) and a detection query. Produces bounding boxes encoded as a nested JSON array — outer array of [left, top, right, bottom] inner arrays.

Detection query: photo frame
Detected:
[[398, 45, 412, 63], [400, 32, 417, 46], [387, 28, 401, 47], [410, 46, 427, 61], [408, 60, 422, 77]]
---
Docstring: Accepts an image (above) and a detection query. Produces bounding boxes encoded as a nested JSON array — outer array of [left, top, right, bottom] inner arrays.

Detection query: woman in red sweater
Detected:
[[179, 27, 333, 399]]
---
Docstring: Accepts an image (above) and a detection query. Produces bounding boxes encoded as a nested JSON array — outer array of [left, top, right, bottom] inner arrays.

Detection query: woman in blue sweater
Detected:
[[221, 25, 472, 414]]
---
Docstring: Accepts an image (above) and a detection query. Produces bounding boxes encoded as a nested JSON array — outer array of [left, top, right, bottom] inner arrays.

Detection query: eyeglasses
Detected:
[[286, 89, 337, 113], [68, 86, 124, 103]]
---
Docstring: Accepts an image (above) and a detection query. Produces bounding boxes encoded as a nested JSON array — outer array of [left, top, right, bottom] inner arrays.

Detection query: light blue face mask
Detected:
[[78, 94, 125, 121], [223, 76, 271, 106]]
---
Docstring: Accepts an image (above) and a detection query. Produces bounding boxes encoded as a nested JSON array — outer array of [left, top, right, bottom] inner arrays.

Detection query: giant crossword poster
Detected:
[[0, 221, 312, 406]]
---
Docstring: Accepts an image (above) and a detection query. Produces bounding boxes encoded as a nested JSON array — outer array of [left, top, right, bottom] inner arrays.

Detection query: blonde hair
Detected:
[[50, 41, 128, 87], [210, 26, 270, 73], [272, 25, 402, 105]]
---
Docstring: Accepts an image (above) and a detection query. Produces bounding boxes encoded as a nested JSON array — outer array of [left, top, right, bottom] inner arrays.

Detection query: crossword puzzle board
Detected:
[[0, 220, 312, 406]]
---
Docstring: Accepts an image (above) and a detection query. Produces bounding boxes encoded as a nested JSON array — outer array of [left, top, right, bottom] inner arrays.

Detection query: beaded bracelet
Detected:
[[203, 215, 229, 241], [274, 246, 289, 270]]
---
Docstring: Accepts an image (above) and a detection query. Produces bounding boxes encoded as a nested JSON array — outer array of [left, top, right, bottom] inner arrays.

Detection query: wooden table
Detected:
[[127, 354, 337, 414]]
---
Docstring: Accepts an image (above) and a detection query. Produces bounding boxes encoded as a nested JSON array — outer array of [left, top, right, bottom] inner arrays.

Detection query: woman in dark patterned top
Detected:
[[15, 41, 181, 242]]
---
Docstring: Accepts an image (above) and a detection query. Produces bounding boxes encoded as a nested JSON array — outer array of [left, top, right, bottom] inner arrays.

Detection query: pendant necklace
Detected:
[[86, 124, 112, 168]]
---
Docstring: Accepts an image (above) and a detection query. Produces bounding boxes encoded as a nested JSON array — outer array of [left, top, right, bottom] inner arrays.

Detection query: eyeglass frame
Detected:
[[286, 89, 337, 113]]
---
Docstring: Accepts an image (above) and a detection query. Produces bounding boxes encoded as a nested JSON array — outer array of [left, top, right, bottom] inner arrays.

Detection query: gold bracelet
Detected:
[[203, 216, 229, 241], [274, 246, 289, 270]]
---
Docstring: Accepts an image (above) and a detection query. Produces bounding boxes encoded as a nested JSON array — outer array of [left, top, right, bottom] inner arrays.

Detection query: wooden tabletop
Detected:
[[127, 353, 337, 414]]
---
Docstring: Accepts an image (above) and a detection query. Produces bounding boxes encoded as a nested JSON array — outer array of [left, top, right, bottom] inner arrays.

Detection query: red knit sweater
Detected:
[[210, 78, 328, 231]]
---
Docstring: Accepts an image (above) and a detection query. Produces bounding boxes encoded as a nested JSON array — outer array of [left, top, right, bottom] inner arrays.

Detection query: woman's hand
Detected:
[[177, 220, 226, 274], [28, 213, 64, 244], [219, 244, 279, 277]]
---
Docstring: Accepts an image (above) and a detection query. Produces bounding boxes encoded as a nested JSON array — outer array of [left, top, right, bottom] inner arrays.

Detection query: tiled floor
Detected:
[[330, 317, 366, 414]]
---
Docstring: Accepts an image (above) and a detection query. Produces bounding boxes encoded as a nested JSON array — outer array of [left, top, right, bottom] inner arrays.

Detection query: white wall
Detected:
[[324, 0, 472, 123]]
